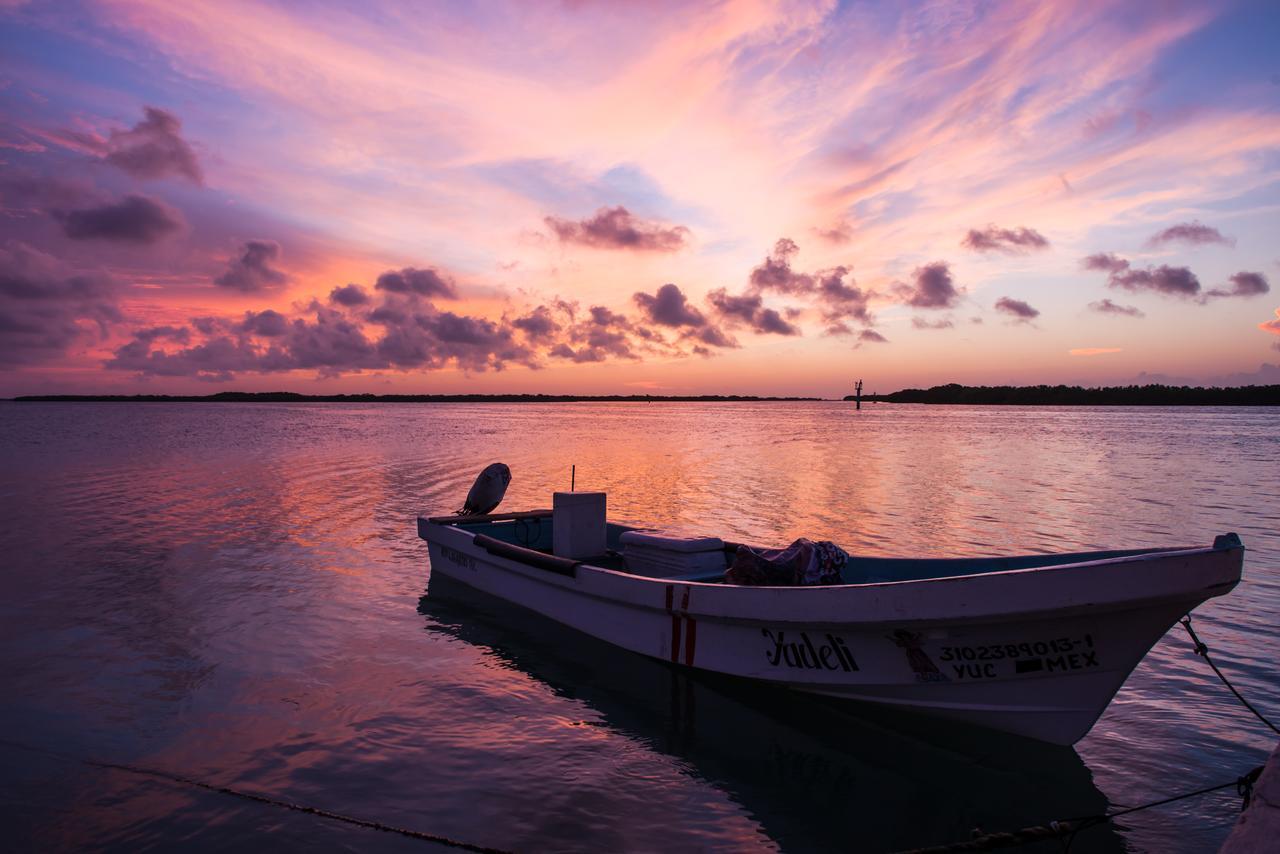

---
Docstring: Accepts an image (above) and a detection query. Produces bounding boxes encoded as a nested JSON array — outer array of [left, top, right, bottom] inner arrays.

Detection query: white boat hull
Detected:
[[419, 517, 1242, 745]]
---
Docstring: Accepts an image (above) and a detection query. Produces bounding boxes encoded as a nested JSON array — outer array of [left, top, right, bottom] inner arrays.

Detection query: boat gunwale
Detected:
[[419, 514, 1238, 592]]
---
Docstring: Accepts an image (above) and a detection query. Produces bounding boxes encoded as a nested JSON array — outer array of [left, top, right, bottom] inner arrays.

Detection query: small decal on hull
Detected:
[[889, 629, 949, 683], [440, 545, 476, 571], [761, 629, 859, 672]]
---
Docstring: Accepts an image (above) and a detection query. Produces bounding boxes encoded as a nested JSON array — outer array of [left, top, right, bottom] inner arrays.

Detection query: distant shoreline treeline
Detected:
[[11, 391, 821, 403], [9, 384, 1280, 405], [846, 383, 1280, 406]]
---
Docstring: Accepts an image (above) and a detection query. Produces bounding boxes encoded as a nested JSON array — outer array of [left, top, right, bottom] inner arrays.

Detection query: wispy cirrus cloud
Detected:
[[1089, 298, 1144, 317]]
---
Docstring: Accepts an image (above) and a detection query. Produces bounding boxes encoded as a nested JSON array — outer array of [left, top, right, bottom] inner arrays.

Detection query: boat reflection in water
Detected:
[[420, 574, 1124, 853]]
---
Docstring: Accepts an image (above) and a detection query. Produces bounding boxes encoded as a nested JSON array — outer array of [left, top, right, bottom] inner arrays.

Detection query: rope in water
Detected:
[[891, 764, 1264, 854], [6, 616, 1275, 852], [893, 614, 1278, 853], [0, 739, 511, 853], [1180, 615, 1280, 736]]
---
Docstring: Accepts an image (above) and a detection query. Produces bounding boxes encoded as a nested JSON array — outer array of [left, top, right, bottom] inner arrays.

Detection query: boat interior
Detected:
[[427, 511, 1180, 586]]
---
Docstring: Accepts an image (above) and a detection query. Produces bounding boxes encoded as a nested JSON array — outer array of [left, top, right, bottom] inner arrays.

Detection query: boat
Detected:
[[415, 492, 1244, 745]]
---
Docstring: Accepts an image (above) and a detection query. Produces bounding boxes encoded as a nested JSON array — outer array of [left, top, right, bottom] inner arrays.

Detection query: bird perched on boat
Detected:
[[458, 463, 511, 515]]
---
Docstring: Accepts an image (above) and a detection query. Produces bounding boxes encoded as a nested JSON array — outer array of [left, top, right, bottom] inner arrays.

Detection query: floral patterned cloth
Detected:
[[725, 538, 849, 586]]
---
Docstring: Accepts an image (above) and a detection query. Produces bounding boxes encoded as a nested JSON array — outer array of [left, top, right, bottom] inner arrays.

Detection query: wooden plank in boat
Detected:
[[423, 509, 553, 525], [472, 533, 579, 577]]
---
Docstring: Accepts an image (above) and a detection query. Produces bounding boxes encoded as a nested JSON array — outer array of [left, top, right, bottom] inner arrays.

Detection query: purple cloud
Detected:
[[1082, 253, 1201, 297], [236, 309, 289, 337], [329, 284, 371, 306], [749, 238, 814, 294], [1089, 298, 1144, 317], [632, 283, 739, 350], [106, 335, 266, 382], [746, 242, 874, 332], [1145, 221, 1234, 248], [1082, 252, 1130, 273], [707, 288, 761, 323], [374, 267, 458, 299], [858, 329, 888, 343], [548, 342, 606, 363], [753, 307, 799, 336], [962, 225, 1049, 254], [912, 317, 954, 330], [54, 194, 184, 244], [214, 240, 288, 292], [134, 325, 191, 344], [815, 266, 872, 324], [813, 219, 853, 244], [707, 288, 800, 336], [897, 262, 962, 309], [104, 107, 203, 184], [554, 304, 641, 362], [634, 283, 707, 327], [0, 171, 95, 211], [1205, 271, 1269, 299], [1114, 265, 1200, 296], [512, 305, 561, 340], [994, 296, 1040, 321], [109, 293, 537, 380], [687, 325, 732, 348], [0, 242, 121, 366], [546, 206, 688, 251]]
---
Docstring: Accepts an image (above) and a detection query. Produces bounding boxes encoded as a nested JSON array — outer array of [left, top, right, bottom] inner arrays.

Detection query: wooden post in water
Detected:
[[854, 379, 863, 410]]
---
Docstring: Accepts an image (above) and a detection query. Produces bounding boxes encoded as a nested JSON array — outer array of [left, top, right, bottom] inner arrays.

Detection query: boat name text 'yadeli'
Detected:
[[762, 628, 859, 672]]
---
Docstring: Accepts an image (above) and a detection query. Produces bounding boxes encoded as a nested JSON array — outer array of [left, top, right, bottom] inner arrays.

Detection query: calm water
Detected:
[[1, 402, 1277, 852]]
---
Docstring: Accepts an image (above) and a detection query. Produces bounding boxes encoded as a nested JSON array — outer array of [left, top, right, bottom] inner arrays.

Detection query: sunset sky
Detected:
[[2, 0, 1278, 397]]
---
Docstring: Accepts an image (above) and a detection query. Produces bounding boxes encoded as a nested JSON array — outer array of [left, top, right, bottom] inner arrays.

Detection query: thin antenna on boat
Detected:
[[571, 465, 576, 492]]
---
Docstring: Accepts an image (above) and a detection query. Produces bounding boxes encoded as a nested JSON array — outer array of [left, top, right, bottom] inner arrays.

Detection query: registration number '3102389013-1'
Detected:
[[936, 635, 1100, 680]]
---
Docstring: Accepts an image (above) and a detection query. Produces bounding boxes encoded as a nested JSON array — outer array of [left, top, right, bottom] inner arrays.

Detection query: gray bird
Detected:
[[458, 463, 511, 515]]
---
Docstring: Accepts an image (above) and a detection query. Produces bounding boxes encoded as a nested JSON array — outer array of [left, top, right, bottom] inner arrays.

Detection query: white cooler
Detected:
[[620, 530, 726, 578]]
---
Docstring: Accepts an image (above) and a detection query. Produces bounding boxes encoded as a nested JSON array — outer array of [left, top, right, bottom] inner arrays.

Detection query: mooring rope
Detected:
[[893, 615, 1279, 853], [1180, 615, 1280, 736], [0, 739, 511, 853], [890, 765, 1264, 854], [6, 615, 1276, 853]]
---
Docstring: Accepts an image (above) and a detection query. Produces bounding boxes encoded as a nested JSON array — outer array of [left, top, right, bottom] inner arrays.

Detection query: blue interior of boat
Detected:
[[443, 516, 1174, 585]]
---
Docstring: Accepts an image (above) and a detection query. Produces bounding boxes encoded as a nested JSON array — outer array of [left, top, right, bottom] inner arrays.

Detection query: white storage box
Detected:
[[553, 491, 606, 559], [620, 530, 726, 578]]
